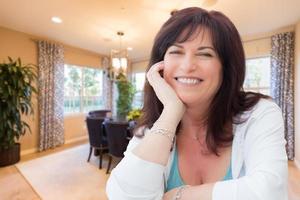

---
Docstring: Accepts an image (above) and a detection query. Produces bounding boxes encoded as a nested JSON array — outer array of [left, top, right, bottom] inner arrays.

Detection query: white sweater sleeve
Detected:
[[106, 130, 166, 200], [213, 100, 288, 200]]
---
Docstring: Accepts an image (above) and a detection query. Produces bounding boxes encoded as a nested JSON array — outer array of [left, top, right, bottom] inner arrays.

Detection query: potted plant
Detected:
[[0, 57, 37, 167], [115, 73, 135, 120]]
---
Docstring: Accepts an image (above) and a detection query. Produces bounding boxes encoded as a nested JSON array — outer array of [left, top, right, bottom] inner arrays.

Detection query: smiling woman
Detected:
[[106, 7, 288, 200]]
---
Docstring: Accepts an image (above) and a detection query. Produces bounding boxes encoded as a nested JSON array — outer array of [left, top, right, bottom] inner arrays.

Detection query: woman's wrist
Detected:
[[150, 127, 175, 144], [172, 185, 190, 200], [157, 106, 185, 130]]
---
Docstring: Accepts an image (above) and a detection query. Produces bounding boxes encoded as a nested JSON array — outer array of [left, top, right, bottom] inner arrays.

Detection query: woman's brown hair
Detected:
[[135, 7, 268, 155]]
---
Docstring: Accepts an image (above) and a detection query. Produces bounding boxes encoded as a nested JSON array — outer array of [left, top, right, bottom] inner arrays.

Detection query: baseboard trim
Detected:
[[64, 136, 88, 144], [295, 159, 300, 170], [20, 136, 88, 156], [21, 148, 38, 156]]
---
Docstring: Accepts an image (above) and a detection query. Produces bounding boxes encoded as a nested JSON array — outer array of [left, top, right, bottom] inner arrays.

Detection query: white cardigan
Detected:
[[106, 99, 288, 200]]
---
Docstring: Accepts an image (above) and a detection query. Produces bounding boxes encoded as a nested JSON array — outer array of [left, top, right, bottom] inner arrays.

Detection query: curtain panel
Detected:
[[270, 32, 295, 160], [102, 56, 113, 110], [38, 41, 64, 151]]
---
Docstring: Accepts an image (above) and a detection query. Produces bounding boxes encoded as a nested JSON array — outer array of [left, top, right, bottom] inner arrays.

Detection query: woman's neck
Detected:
[[179, 104, 209, 140]]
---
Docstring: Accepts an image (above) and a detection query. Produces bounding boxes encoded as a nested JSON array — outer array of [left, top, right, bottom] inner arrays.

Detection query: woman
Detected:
[[106, 7, 288, 200]]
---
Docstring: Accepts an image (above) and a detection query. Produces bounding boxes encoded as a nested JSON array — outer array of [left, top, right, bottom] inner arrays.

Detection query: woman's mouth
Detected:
[[175, 77, 203, 85]]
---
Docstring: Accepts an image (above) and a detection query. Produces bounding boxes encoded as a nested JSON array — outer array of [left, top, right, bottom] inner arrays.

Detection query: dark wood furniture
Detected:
[[86, 116, 108, 169]]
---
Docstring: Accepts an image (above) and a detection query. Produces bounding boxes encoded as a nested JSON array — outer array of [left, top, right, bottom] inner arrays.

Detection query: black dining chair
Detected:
[[103, 121, 130, 174], [88, 109, 111, 118], [86, 116, 108, 169], [127, 120, 137, 138]]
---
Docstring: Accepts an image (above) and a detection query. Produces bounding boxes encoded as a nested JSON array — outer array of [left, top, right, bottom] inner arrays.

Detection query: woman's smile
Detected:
[[175, 77, 204, 86]]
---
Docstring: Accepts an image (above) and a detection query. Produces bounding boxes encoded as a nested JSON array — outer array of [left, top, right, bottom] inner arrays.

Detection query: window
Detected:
[[64, 64, 104, 114], [244, 57, 271, 95], [132, 72, 146, 108]]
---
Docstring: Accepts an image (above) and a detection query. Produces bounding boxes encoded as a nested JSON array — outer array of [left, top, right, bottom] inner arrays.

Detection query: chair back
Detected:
[[104, 121, 129, 157], [88, 109, 111, 118], [86, 116, 106, 148], [127, 120, 137, 138]]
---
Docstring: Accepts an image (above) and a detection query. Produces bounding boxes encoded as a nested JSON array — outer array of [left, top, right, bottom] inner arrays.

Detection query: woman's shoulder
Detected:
[[249, 98, 282, 117], [237, 98, 282, 122]]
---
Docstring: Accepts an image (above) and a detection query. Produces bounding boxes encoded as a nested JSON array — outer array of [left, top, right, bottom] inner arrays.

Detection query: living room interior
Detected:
[[0, 0, 300, 199]]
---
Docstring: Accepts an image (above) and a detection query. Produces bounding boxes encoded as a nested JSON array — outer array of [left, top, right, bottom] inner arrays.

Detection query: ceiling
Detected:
[[0, 0, 300, 62]]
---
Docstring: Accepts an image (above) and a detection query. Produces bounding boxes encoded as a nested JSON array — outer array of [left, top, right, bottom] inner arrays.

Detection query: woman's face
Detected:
[[163, 28, 222, 107]]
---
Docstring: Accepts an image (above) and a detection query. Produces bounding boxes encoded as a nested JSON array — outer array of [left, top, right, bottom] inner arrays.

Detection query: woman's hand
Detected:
[[147, 61, 185, 124], [163, 187, 178, 200]]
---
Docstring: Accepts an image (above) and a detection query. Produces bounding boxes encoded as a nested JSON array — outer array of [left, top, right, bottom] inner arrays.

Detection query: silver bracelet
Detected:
[[172, 185, 189, 200], [150, 128, 174, 143]]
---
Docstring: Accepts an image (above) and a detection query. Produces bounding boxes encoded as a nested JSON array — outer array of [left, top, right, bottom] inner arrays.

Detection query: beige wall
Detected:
[[243, 38, 271, 58], [294, 21, 300, 168], [131, 60, 149, 73], [0, 26, 104, 154], [64, 45, 102, 69]]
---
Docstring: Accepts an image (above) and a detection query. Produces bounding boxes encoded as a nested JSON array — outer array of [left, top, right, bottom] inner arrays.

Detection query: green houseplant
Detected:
[[0, 57, 37, 167], [115, 73, 135, 120]]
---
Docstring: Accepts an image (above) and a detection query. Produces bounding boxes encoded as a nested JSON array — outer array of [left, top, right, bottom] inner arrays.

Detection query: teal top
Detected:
[[166, 147, 232, 192]]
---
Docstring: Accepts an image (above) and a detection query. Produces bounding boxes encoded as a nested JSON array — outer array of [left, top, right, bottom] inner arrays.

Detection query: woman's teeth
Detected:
[[176, 77, 202, 85]]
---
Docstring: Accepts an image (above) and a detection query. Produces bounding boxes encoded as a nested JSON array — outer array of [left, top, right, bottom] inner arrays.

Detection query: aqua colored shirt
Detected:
[[166, 147, 232, 192]]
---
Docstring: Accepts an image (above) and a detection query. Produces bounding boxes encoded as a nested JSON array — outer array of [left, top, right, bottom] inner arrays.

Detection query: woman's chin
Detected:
[[177, 94, 201, 106]]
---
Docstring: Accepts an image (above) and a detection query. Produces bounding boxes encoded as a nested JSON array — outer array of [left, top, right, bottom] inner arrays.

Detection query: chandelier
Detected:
[[110, 31, 128, 80]]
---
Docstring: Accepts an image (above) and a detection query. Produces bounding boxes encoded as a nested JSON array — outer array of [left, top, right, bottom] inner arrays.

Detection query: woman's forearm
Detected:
[[132, 107, 180, 166]]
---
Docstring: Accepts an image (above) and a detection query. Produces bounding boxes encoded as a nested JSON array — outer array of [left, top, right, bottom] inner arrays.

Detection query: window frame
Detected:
[[64, 64, 104, 116], [244, 56, 271, 95]]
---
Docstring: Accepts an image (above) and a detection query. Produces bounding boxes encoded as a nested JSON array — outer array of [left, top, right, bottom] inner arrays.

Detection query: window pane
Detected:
[[64, 65, 104, 114], [132, 72, 145, 108], [244, 57, 271, 95], [132, 91, 144, 108], [82, 67, 104, 112], [134, 73, 146, 91], [64, 65, 81, 113]]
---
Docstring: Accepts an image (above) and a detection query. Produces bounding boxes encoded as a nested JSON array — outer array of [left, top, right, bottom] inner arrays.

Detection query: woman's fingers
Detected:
[[146, 61, 177, 105], [146, 62, 167, 95], [147, 61, 186, 121], [146, 61, 164, 87]]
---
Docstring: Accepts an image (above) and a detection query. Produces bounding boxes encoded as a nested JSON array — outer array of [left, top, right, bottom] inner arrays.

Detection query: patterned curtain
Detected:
[[270, 32, 295, 160], [38, 41, 64, 151], [102, 56, 113, 110]]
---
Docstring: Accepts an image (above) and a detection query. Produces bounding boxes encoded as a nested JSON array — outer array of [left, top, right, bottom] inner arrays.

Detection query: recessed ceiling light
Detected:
[[127, 47, 133, 51], [51, 16, 62, 24]]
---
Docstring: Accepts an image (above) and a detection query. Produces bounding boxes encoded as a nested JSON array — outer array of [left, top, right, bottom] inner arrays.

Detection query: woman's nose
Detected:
[[180, 54, 197, 72]]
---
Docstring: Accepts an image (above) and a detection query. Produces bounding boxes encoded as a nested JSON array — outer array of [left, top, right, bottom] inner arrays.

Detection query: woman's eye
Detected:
[[169, 51, 183, 55], [196, 53, 213, 57]]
